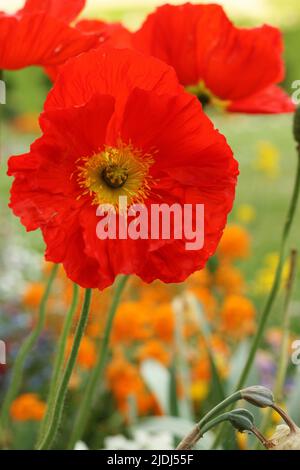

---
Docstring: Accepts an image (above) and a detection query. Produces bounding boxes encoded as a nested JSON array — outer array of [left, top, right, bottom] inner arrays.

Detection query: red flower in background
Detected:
[[8, 48, 238, 290], [133, 3, 295, 114], [46, 18, 132, 80], [0, 0, 98, 70]]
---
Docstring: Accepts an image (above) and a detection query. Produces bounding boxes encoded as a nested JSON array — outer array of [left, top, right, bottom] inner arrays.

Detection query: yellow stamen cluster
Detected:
[[77, 142, 154, 210]]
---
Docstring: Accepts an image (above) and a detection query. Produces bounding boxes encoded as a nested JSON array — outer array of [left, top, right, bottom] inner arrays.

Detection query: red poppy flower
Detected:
[[133, 3, 295, 114], [46, 18, 132, 81], [8, 48, 238, 290], [0, 0, 98, 70]]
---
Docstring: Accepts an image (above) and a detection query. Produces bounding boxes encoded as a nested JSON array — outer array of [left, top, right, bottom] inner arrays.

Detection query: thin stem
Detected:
[[38, 283, 79, 442], [67, 275, 129, 450], [36, 288, 92, 450], [0, 264, 58, 435], [271, 404, 298, 433], [176, 391, 242, 449], [251, 426, 272, 449], [212, 148, 300, 450]]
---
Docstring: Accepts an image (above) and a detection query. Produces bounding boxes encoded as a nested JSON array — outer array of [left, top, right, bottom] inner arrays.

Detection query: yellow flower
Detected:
[[253, 252, 289, 295], [236, 431, 248, 450], [254, 141, 280, 179], [190, 381, 209, 402], [236, 204, 256, 224]]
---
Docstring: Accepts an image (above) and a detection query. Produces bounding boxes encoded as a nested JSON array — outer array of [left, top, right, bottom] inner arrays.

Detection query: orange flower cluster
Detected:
[[106, 351, 160, 417], [21, 223, 256, 420], [10, 394, 46, 421]]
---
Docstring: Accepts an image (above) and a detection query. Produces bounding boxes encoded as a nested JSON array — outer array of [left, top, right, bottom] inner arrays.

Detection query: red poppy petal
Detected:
[[117, 87, 236, 175], [202, 25, 284, 100], [76, 19, 132, 48], [133, 3, 216, 86], [20, 0, 86, 23], [228, 85, 295, 113], [45, 47, 182, 111], [44, 20, 133, 82], [40, 93, 115, 157], [0, 12, 98, 69], [134, 4, 286, 108]]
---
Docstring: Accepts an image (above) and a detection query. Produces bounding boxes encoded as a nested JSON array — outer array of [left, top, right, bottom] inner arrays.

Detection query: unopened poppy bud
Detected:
[[228, 409, 254, 433], [293, 107, 300, 146], [269, 424, 300, 450], [240, 385, 274, 408]]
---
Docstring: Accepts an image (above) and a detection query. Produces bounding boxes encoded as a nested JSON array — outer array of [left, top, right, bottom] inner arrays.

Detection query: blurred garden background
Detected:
[[0, 0, 300, 450]]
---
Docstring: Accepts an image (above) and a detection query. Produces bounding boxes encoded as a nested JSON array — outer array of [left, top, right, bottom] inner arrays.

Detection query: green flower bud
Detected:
[[240, 385, 274, 408], [228, 409, 254, 433]]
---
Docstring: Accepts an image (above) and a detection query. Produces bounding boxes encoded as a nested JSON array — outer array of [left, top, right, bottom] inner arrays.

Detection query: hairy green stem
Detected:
[[67, 275, 129, 450], [37, 288, 92, 450], [38, 283, 79, 442]]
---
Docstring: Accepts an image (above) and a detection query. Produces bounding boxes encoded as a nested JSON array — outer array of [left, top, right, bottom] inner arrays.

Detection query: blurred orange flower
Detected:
[[111, 301, 151, 345], [23, 282, 44, 309], [106, 353, 158, 416], [10, 394, 46, 421], [220, 295, 256, 339], [137, 340, 171, 366], [150, 303, 175, 343], [218, 224, 251, 260], [66, 336, 97, 369], [215, 263, 245, 295]]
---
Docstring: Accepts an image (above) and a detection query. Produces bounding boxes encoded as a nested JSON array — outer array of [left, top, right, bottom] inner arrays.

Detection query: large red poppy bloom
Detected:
[[8, 48, 238, 290], [0, 0, 98, 70], [133, 3, 295, 114]]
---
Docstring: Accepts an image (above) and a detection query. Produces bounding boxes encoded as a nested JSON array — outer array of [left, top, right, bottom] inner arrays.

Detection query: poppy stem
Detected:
[[37, 282, 79, 443], [176, 391, 242, 449], [36, 288, 92, 450], [66, 275, 129, 450], [0, 263, 58, 442], [213, 144, 300, 449]]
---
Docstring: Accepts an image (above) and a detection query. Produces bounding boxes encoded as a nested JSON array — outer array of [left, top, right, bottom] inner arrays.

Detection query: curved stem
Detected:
[[67, 275, 129, 450], [176, 391, 242, 449], [0, 264, 58, 435], [38, 283, 79, 442], [36, 288, 92, 450]]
